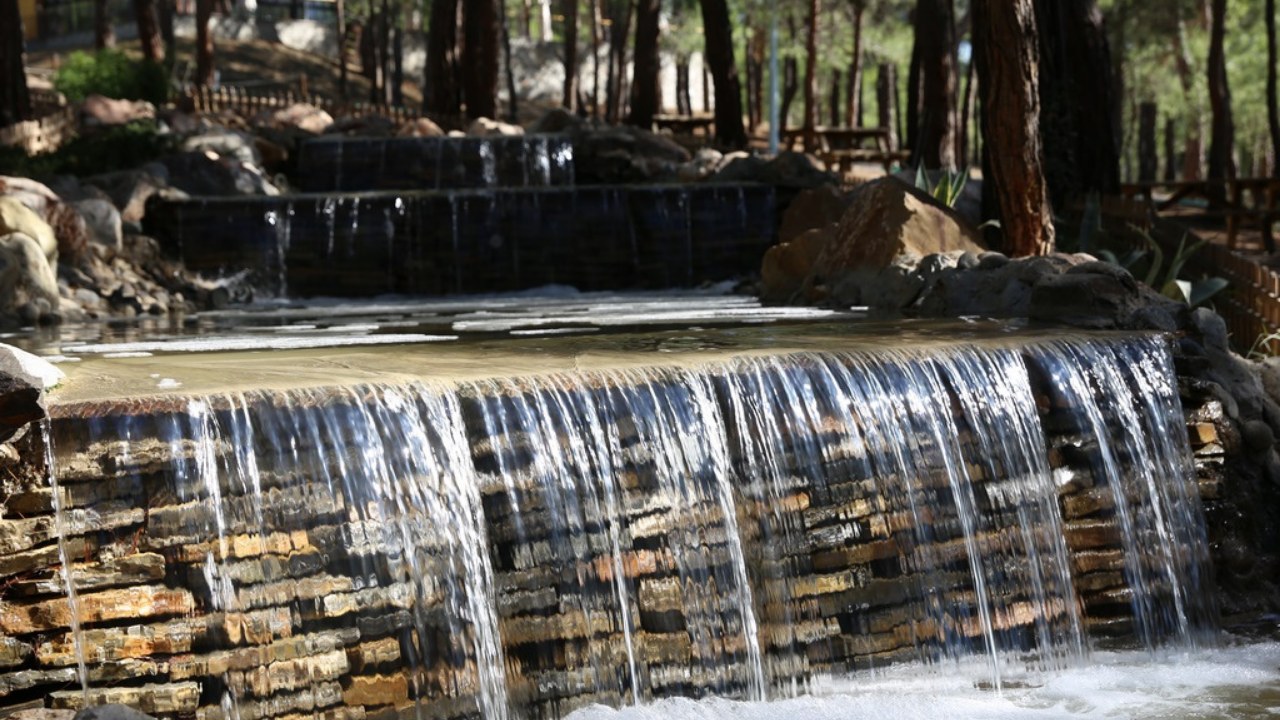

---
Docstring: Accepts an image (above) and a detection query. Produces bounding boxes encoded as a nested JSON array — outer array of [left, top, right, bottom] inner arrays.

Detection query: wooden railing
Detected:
[[0, 90, 76, 155], [1120, 177, 1280, 252]]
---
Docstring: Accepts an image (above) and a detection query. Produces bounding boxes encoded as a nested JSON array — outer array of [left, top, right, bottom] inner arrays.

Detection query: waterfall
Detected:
[[36, 334, 1216, 716]]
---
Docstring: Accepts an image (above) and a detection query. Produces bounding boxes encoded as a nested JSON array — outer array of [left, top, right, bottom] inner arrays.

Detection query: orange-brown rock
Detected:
[[761, 226, 832, 302], [778, 185, 847, 244], [803, 177, 984, 307], [342, 674, 410, 707], [1, 585, 195, 634]]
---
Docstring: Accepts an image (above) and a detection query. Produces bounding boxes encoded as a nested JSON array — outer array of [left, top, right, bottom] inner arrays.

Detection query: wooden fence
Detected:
[[0, 89, 76, 155]]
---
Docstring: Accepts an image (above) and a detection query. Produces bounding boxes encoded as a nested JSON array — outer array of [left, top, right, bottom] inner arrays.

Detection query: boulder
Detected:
[[918, 253, 1086, 319], [80, 94, 156, 127], [677, 148, 724, 182], [160, 152, 281, 197], [73, 705, 158, 720], [716, 151, 836, 190], [467, 117, 524, 137], [396, 117, 446, 138], [804, 177, 985, 307], [326, 113, 398, 137], [0, 232, 62, 326], [0, 197, 58, 264], [761, 225, 831, 303], [529, 107, 581, 134], [0, 176, 90, 262], [779, 185, 848, 244], [571, 123, 691, 184], [1028, 260, 1185, 330], [83, 169, 169, 224], [253, 103, 334, 135], [181, 128, 262, 165], [0, 344, 63, 391], [72, 199, 124, 256]]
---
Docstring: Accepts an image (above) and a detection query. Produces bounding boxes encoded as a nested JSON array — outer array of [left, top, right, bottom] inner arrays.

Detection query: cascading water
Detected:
[[34, 333, 1217, 717]]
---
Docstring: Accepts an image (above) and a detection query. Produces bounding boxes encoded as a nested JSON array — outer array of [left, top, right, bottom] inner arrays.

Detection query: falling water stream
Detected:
[[38, 331, 1224, 718]]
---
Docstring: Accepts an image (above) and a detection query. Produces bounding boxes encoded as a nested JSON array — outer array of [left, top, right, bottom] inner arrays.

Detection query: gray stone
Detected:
[[72, 199, 123, 255], [0, 232, 62, 327], [1191, 307, 1230, 352], [1243, 419, 1276, 453], [977, 251, 1009, 270], [181, 128, 263, 165]]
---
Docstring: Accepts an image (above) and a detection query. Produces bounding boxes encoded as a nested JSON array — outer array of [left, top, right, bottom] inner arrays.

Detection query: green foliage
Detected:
[[1095, 227, 1229, 308], [0, 122, 174, 179], [913, 165, 969, 208], [54, 49, 169, 105]]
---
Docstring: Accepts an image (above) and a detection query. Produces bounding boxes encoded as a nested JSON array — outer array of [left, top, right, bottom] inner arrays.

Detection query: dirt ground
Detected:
[[28, 36, 425, 109]]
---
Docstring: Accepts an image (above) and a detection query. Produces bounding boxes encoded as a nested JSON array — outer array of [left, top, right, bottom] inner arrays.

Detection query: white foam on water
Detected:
[[566, 642, 1280, 720]]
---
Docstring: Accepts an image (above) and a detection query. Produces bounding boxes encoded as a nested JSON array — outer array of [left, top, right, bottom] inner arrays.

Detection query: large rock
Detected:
[[0, 232, 62, 326], [761, 226, 831, 303], [72, 198, 124, 256], [715, 151, 836, 190], [326, 113, 397, 137], [80, 94, 156, 127], [0, 197, 58, 264], [0, 176, 89, 262], [253, 103, 334, 135], [0, 344, 64, 391], [396, 116, 446, 138], [779, 185, 848, 244], [83, 168, 171, 224], [73, 704, 157, 720], [571, 123, 691, 184], [467, 117, 524, 137], [804, 177, 985, 307], [181, 128, 262, 165], [160, 152, 280, 197]]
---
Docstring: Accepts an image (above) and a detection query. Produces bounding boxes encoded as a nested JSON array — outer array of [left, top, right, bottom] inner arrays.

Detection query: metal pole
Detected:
[[768, 0, 779, 153]]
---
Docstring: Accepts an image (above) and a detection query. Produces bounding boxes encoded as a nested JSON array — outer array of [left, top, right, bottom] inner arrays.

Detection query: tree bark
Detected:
[[1172, 12, 1202, 181], [846, 1, 864, 128], [158, 0, 175, 62], [876, 63, 898, 151], [1207, 0, 1236, 194], [0, 0, 31, 129], [676, 58, 691, 115], [1138, 101, 1157, 183], [502, 0, 519, 121], [336, 0, 346, 98], [1165, 117, 1178, 182], [562, 0, 578, 111], [830, 69, 842, 127], [95, 0, 117, 49], [959, 50, 975, 165], [604, 0, 631, 123], [911, 0, 958, 169], [973, 0, 1055, 256], [195, 0, 215, 86], [1268, 0, 1280, 178], [802, 0, 819, 150], [462, 0, 500, 120], [699, 0, 748, 148], [1034, 0, 1120, 205], [628, 0, 661, 128], [425, 0, 460, 118], [134, 0, 164, 63]]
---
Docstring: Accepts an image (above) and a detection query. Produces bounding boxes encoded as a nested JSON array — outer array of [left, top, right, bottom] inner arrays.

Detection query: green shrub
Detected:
[[54, 49, 169, 105], [0, 121, 174, 178]]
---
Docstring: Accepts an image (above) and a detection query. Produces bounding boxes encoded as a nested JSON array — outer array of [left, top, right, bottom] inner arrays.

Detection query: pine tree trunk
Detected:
[[911, 0, 957, 169], [1165, 117, 1178, 182], [425, 0, 460, 118], [845, 1, 864, 128], [392, 24, 404, 106], [802, 0, 818, 150], [877, 62, 897, 151], [829, 69, 841, 127], [337, 0, 347, 98], [698, 0, 747, 148], [1138, 101, 1157, 182], [158, 0, 175, 62], [502, 0, 519, 121], [604, 0, 631, 123], [628, 0, 660, 128], [462, 0, 500, 120], [134, 0, 164, 63], [1207, 0, 1236, 194], [1267, 0, 1279, 178], [195, 0, 215, 86], [780, 55, 798, 131], [973, 0, 1055, 256], [1034, 0, 1120, 204], [1173, 12, 1202, 180], [562, 0, 578, 111], [96, 0, 117, 49], [959, 50, 975, 164], [676, 58, 691, 115], [0, 0, 31, 129]]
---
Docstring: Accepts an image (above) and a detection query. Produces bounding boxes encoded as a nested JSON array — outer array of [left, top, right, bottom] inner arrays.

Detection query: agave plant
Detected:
[[913, 165, 969, 209]]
